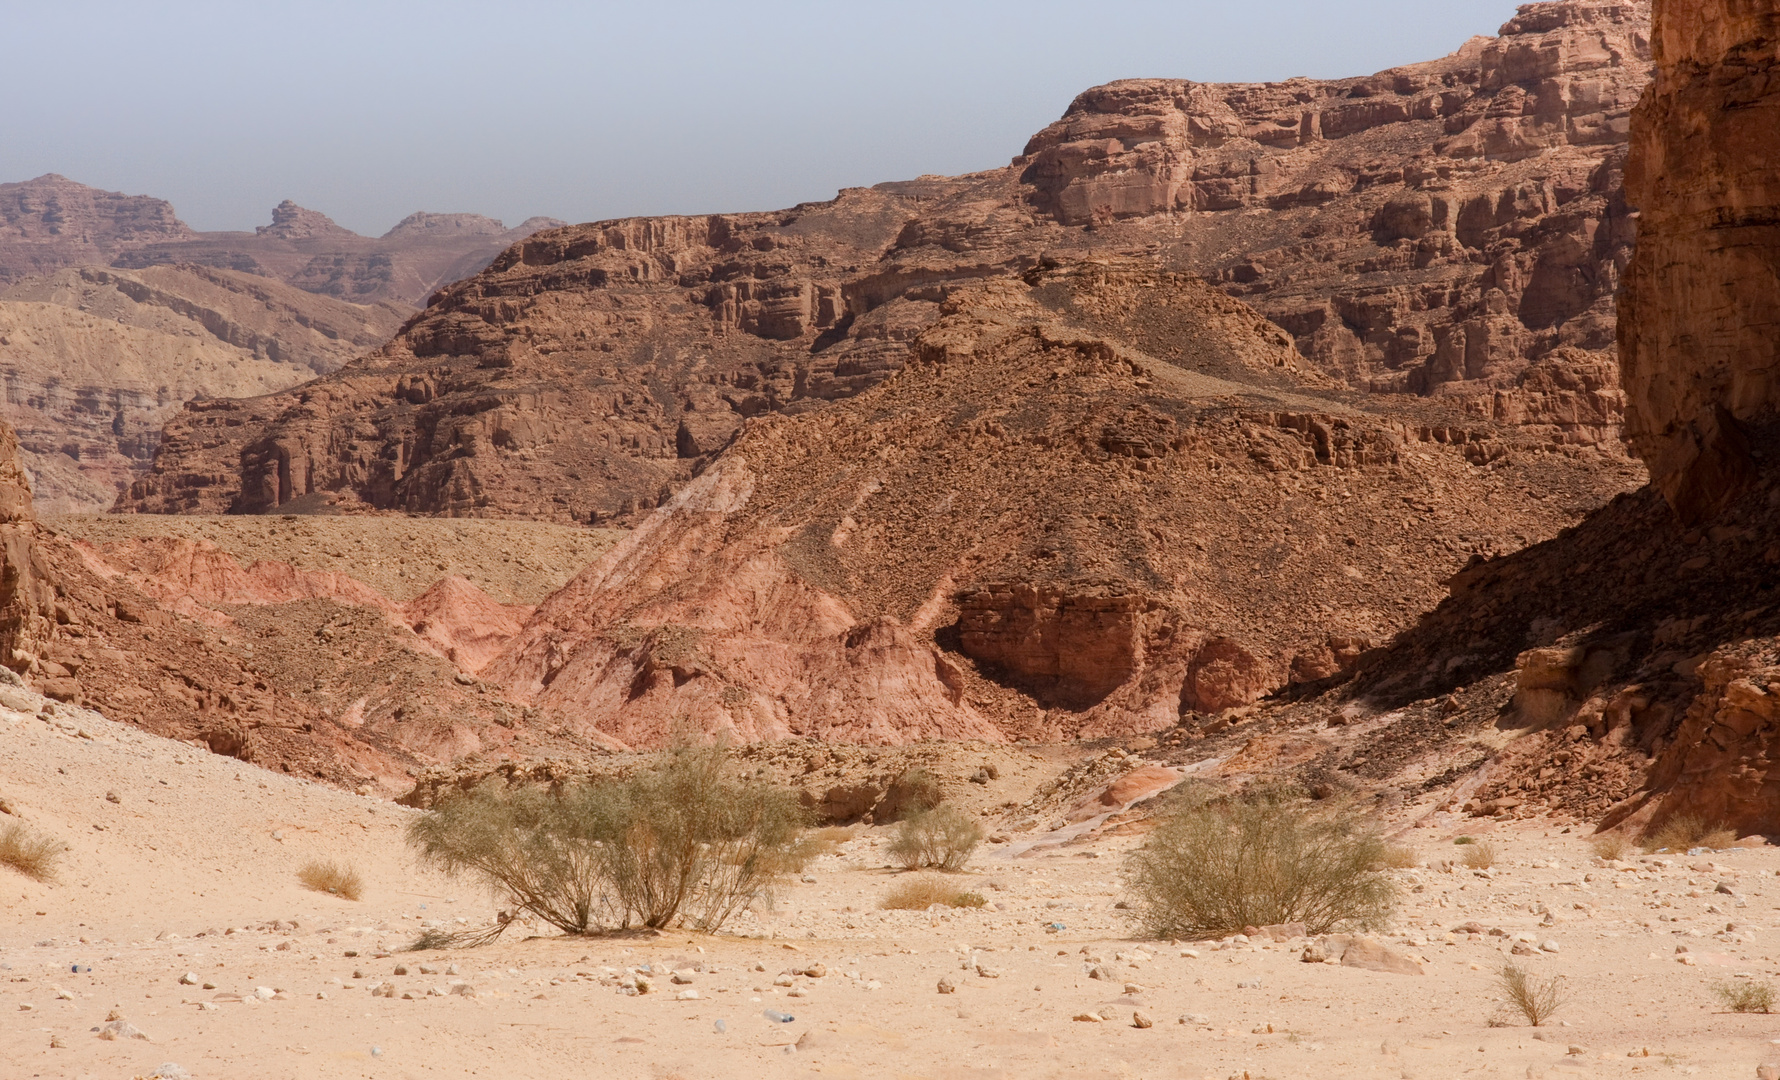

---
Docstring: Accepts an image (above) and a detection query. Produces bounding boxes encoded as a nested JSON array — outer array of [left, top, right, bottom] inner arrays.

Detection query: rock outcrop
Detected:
[[1618, 0, 1780, 520], [0, 174, 565, 306], [122, 2, 1650, 523], [0, 265, 408, 512], [477, 273, 1635, 749]]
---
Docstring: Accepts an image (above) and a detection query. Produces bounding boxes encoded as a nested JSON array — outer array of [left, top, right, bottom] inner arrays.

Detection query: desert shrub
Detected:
[[407, 745, 806, 936], [1453, 835, 1476, 845], [1637, 814, 1737, 857], [1589, 832, 1632, 860], [0, 821, 59, 882], [881, 875, 986, 910], [297, 859, 364, 900], [879, 767, 944, 822], [1715, 980, 1776, 1014], [1498, 964, 1566, 1026], [1643, 814, 1737, 854], [887, 806, 984, 872], [766, 826, 855, 875], [1122, 792, 1395, 939], [1374, 843, 1419, 869], [1461, 841, 1497, 870]]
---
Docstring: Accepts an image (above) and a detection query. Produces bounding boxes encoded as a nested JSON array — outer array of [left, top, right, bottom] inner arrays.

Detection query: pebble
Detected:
[[1540, 940, 1560, 953], [1072, 1012, 1104, 1022], [97, 1019, 148, 1041], [177, 972, 198, 985], [676, 990, 699, 1000], [937, 978, 956, 994], [1132, 1011, 1153, 1029]]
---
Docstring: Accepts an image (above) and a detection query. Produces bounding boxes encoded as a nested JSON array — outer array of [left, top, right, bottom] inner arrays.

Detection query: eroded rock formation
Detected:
[[1618, 0, 1780, 520], [0, 264, 410, 511], [124, 2, 1651, 522], [477, 272, 1636, 749]]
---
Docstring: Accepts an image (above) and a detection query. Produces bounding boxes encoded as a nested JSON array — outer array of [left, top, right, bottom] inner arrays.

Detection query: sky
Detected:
[[2, 1, 1526, 236]]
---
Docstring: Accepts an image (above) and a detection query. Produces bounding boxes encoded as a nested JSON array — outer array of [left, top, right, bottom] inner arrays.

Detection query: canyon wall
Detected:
[[123, 2, 1651, 522], [1619, 0, 1780, 520]]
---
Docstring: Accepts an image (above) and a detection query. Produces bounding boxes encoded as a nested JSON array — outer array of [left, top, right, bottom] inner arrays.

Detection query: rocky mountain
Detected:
[[0, 174, 565, 306], [123, 1, 1649, 521], [0, 264, 409, 512]]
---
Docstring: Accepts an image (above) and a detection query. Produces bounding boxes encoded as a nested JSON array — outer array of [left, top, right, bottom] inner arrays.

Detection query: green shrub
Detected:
[[1122, 792, 1395, 939], [407, 745, 806, 937], [1715, 980, 1776, 1014], [887, 806, 984, 872]]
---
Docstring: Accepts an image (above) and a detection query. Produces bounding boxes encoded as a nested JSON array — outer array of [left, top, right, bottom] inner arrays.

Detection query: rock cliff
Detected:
[[1618, 0, 1780, 520], [122, 2, 1652, 522], [0, 265, 409, 512]]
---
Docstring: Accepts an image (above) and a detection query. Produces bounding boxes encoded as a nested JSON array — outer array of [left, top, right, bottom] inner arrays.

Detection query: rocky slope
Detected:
[[0, 175, 564, 305], [123, 1, 1649, 521], [478, 270, 1637, 749], [0, 265, 408, 512]]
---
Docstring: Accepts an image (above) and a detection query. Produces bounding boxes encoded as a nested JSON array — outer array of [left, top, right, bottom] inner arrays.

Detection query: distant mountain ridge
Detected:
[[0, 174, 565, 306]]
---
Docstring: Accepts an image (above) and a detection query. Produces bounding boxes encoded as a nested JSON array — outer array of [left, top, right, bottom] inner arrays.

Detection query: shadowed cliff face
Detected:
[[123, 2, 1649, 523], [1619, 0, 1780, 521]]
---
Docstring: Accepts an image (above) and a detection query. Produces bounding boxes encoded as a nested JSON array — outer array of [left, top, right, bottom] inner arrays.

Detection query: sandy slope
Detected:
[[6, 685, 1780, 1079]]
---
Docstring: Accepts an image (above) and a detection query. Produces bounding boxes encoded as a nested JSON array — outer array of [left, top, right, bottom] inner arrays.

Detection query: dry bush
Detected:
[[887, 806, 984, 871], [297, 860, 364, 900], [1122, 792, 1395, 939], [881, 875, 985, 910], [1644, 813, 1738, 853], [408, 745, 806, 937], [880, 768, 944, 822], [1715, 980, 1776, 1014], [1461, 841, 1497, 870], [768, 826, 855, 874], [0, 821, 59, 882], [1374, 843, 1419, 869], [1499, 963, 1566, 1026], [1589, 832, 1632, 860]]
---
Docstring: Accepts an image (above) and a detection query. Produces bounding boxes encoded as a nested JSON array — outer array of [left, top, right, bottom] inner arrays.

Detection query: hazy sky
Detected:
[[4, 1, 1525, 236]]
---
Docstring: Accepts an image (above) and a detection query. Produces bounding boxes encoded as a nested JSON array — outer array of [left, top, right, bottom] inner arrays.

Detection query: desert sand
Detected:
[[6, 676, 1780, 1080]]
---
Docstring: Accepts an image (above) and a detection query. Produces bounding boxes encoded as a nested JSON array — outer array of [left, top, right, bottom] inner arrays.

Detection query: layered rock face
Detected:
[[1618, 0, 1780, 520], [477, 271, 1635, 749], [123, 2, 1651, 522], [0, 265, 408, 512], [0, 174, 564, 306], [1021, 1, 1651, 409]]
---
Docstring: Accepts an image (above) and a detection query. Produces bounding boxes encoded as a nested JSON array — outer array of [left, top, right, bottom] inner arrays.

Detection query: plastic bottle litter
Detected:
[[713, 1019, 727, 1033], [763, 1009, 795, 1023]]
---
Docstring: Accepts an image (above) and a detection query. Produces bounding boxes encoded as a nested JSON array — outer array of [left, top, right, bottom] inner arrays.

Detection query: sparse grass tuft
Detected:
[[1460, 841, 1497, 870], [768, 825, 856, 874], [887, 806, 984, 872], [1499, 963, 1566, 1026], [297, 860, 364, 900], [1589, 832, 1632, 861], [881, 875, 986, 911], [0, 821, 59, 882], [1453, 835, 1476, 845], [1122, 791, 1395, 939], [1714, 981, 1776, 1014], [1643, 813, 1738, 854], [1374, 843, 1419, 869]]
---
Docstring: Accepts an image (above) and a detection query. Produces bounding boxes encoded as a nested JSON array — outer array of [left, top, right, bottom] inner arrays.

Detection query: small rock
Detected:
[[937, 978, 956, 994], [393, 965, 408, 976], [801, 963, 827, 979], [671, 971, 695, 985], [1718, 881, 1738, 896], [1132, 1011, 1153, 1029], [149, 1065, 191, 1080], [1511, 942, 1538, 956], [369, 982, 395, 998], [97, 1019, 148, 1041], [1539, 940, 1560, 953], [104, 791, 120, 804], [1757, 1063, 1780, 1080], [450, 983, 477, 998], [676, 990, 699, 1000], [1341, 938, 1424, 975], [1088, 964, 1115, 981], [254, 986, 276, 1001], [196, 1002, 218, 1011], [1236, 979, 1263, 989], [177, 972, 199, 986], [1072, 1012, 1104, 1022], [1179, 1013, 1210, 1025], [1123, 982, 1144, 995], [1301, 945, 1330, 964], [976, 964, 1001, 979]]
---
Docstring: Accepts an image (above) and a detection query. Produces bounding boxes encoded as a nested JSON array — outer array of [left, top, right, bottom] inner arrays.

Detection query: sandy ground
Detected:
[[45, 516, 625, 605], [7, 689, 1780, 1079]]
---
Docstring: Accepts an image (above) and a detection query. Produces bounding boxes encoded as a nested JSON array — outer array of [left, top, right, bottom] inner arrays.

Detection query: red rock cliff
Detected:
[[1619, 0, 1780, 519]]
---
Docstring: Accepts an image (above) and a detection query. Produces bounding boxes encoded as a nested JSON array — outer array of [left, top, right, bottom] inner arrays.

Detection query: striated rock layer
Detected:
[[124, 2, 1650, 522], [478, 272, 1636, 748], [0, 264, 409, 512], [1618, 0, 1780, 520]]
